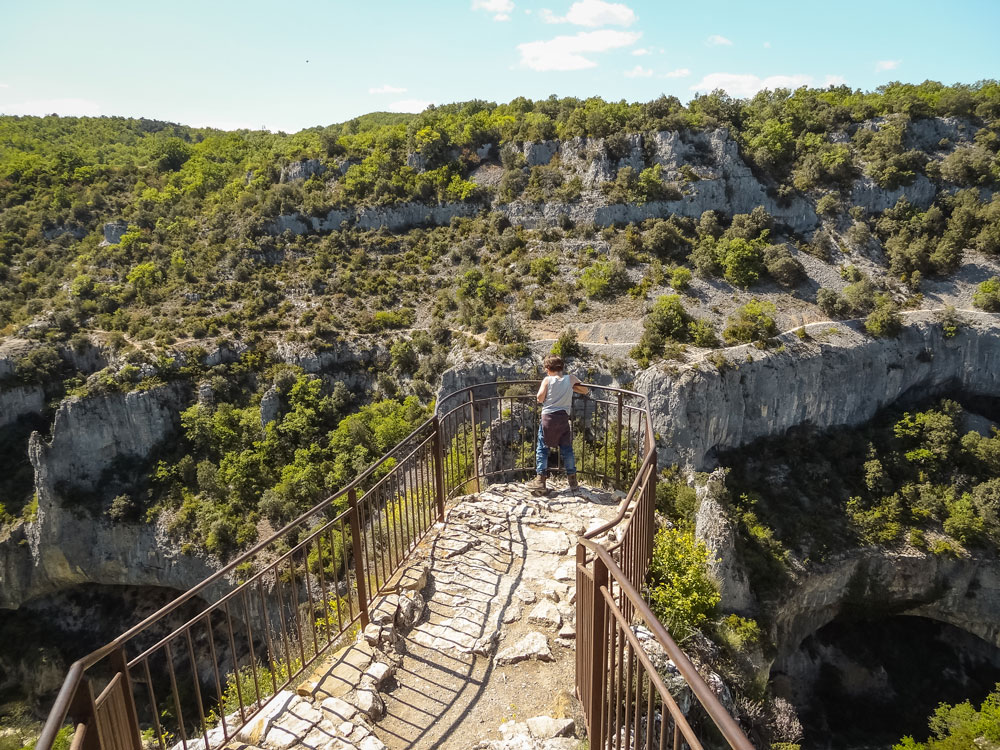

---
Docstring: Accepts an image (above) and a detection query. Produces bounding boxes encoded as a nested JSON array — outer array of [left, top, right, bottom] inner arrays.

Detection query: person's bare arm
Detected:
[[570, 374, 589, 395], [536, 378, 549, 404]]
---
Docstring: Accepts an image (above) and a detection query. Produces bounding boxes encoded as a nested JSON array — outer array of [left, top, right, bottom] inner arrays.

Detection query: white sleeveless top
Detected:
[[542, 375, 574, 414]]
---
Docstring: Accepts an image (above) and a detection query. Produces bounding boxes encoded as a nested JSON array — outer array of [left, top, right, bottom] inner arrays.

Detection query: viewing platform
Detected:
[[225, 480, 621, 750], [36, 382, 753, 750]]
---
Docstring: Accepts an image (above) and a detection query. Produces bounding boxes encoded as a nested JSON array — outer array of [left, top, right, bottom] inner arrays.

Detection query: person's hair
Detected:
[[543, 355, 564, 372]]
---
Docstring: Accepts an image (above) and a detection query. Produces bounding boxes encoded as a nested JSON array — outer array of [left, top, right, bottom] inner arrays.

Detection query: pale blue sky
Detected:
[[1, 0, 997, 132]]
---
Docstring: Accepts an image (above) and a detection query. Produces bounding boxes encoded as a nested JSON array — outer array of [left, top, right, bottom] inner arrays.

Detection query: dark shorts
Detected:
[[541, 410, 572, 448]]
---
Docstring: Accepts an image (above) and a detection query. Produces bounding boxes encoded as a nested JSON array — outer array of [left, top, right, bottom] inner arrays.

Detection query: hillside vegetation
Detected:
[[2, 81, 1000, 549]]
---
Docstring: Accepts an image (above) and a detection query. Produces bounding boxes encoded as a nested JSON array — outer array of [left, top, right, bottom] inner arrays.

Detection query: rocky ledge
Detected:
[[641, 310, 1000, 471]]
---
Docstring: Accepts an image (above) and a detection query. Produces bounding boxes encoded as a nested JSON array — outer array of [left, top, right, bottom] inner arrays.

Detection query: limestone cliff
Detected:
[[264, 119, 974, 239], [0, 383, 224, 610], [639, 311, 1000, 471], [0, 385, 45, 429]]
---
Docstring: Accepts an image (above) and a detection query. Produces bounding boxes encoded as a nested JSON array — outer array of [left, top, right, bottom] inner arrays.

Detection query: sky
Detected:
[[1, 0, 998, 133]]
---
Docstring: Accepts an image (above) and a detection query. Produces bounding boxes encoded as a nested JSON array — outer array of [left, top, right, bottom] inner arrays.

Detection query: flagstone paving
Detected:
[[224, 481, 623, 750]]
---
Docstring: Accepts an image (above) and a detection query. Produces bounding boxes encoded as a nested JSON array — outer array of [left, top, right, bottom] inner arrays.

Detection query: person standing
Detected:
[[528, 355, 588, 495]]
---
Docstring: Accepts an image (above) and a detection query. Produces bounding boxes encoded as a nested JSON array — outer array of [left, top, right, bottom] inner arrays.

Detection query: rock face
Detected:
[[640, 311, 1000, 471], [268, 201, 480, 236], [280, 159, 325, 183], [770, 548, 1000, 669], [30, 383, 188, 494], [101, 221, 128, 245], [694, 470, 755, 615], [0, 385, 45, 429], [0, 382, 224, 610]]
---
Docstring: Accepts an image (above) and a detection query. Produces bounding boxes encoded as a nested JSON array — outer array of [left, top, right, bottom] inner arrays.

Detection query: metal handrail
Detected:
[[579, 540, 756, 750]]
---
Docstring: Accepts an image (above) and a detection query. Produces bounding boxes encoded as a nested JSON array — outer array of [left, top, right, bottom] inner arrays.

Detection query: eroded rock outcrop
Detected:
[[0, 385, 45, 429], [640, 311, 1000, 471], [0, 382, 224, 610], [770, 548, 1000, 668]]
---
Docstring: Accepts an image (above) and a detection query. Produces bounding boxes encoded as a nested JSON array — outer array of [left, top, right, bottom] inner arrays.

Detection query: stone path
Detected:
[[220, 481, 622, 750]]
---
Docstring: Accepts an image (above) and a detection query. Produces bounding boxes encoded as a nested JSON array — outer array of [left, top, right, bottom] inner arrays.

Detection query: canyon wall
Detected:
[[639, 311, 1000, 471]]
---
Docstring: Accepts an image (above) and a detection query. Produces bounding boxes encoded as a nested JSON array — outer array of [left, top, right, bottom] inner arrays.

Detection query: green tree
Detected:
[[973, 277, 1000, 312], [647, 527, 720, 640]]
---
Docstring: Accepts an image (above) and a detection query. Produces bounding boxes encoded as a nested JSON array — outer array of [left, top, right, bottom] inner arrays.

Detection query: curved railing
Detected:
[[37, 380, 754, 750]]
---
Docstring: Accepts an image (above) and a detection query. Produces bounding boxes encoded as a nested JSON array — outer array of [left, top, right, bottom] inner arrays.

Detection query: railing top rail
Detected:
[[435, 380, 647, 411], [578, 538, 755, 750]]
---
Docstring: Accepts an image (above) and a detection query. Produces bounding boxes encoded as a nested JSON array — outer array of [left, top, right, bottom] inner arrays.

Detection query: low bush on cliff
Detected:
[[647, 527, 720, 641], [894, 684, 1000, 750]]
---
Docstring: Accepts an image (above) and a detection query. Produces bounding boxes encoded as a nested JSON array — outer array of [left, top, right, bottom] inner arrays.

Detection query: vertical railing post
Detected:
[[431, 415, 446, 521], [68, 679, 100, 750], [348, 488, 370, 628], [108, 647, 143, 750], [614, 393, 623, 486], [589, 554, 609, 747], [469, 392, 482, 493]]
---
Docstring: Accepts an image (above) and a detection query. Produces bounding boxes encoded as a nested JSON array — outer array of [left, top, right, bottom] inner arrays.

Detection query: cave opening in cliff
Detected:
[[773, 615, 1000, 749]]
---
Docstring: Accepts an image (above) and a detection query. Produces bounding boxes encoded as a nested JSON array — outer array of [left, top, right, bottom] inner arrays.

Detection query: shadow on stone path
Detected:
[[222, 482, 622, 750], [373, 482, 621, 750]]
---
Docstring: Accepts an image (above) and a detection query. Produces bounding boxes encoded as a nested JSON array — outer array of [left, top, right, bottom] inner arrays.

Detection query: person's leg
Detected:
[[535, 422, 548, 476], [529, 421, 549, 493], [560, 440, 577, 488]]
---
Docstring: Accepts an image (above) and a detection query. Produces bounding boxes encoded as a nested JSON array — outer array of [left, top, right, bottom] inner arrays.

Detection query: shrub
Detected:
[[643, 218, 691, 261], [669, 267, 692, 291], [551, 328, 584, 358], [763, 244, 806, 286], [816, 194, 841, 216], [864, 296, 903, 338], [14, 345, 63, 384], [646, 527, 720, 640], [579, 258, 629, 300], [529, 255, 559, 283], [688, 319, 719, 348], [973, 276, 1000, 312], [719, 237, 767, 288], [631, 294, 691, 366], [722, 300, 778, 345], [892, 685, 1000, 750]]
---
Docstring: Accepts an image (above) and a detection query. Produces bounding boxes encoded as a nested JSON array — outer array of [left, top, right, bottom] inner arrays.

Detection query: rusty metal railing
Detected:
[[37, 417, 446, 750], [37, 381, 753, 750], [569, 391, 756, 750]]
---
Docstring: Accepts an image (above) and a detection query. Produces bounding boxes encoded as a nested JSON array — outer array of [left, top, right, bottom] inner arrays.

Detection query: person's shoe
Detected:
[[527, 474, 548, 495], [567, 474, 579, 490]]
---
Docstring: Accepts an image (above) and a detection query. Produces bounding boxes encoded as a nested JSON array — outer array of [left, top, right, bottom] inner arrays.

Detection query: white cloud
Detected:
[[388, 98, 433, 113], [823, 74, 847, 87], [875, 59, 901, 71], [763, 41, 771, 49], [662, 68, 690, 78], [517, 29, 642, 71], [706, 34, 732, 46], [625, 65, 653, 78], [0, 97, 101, 117], [369, 84, 407, 95], [541, 0, 637, 27], [472, 0, 514, 20], [632, 47, 650, 56], [690, 73, 812, 98], [0, 83, 9, 89]]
